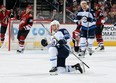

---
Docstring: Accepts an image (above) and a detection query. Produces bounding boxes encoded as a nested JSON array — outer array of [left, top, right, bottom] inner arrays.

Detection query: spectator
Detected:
[[36, 13, 44, 20], [10, 9, 16, 18], [106, 12, 116, 24], [104, 0, 112, 12], [66, 0, 73, 7], [50, 9, 63, 22], [15, 8, 22, 20], [67, 0, 79, 14], [111, 4, 116, 12], [58, 0, 63, 14]]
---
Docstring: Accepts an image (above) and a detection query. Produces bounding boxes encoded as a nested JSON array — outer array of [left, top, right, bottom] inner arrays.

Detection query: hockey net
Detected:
[[0, 19, 51, 51]]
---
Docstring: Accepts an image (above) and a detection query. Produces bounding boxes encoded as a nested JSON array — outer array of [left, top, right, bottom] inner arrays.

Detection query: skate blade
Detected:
[[80, 63, 86, 73], [95, 48, 105, 52], [16, 51, 24, 54], [50, 72, 58, 75]]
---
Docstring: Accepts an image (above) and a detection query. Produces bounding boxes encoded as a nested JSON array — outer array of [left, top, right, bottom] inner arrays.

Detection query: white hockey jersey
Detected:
[[50, 28, 71, 46], [76, 8, 96, 29]]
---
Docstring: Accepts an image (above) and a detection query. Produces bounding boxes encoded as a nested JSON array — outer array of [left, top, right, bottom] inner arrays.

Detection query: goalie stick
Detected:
[[39, 22, 90, 69]]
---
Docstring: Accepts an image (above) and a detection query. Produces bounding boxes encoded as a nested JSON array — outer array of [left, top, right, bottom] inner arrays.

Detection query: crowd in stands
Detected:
[[49, 0, 116, 24], [0, 0, 116, 24]]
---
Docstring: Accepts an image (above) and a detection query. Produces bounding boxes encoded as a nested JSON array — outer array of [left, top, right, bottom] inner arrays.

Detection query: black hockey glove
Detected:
[[58, 39, 67, 46], [41, 39, 48, 47], [100, 25, 104, 31]]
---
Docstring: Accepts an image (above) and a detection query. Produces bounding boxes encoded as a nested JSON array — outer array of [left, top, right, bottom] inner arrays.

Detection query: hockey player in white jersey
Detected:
[[41, 20, 84, 75], [74, 1, 96, 56]]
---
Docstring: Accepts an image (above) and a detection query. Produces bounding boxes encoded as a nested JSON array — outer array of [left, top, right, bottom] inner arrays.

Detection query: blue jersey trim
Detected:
[[81, 25, 96, 30]]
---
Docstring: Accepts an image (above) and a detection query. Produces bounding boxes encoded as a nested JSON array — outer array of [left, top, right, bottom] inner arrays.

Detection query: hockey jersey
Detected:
[[55, 28, 70, 40], [95, 9, 104, 26], [50, 28, 71, 46], [0, 10, 10, 27], [75, 8, 96, 30], [19, 11, 33, 30]]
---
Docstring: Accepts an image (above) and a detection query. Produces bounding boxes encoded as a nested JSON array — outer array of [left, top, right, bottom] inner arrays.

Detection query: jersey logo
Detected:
[[82, 16, 87, 23]]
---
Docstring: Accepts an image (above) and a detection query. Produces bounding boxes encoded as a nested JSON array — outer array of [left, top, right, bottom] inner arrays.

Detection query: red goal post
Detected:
[[7, 19, 51, 51]]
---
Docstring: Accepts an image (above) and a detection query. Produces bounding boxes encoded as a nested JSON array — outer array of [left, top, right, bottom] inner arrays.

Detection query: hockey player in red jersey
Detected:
[[95, 4, 105, 51], [0, 5, 11, 47], [17, 5, 33, 53], [72, 23, 81, 53]]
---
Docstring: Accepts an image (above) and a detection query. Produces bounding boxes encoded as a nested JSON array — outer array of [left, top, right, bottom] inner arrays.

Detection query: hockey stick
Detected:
[[40, 22, 90, 69]]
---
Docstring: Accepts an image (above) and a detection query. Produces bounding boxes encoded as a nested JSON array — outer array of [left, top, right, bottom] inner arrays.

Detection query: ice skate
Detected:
[[49, 67, 58, 75], [78, 50, 85, 58], [72, 63, 83, 74], [17, 49, 24, 54], [88, 48, 94, 55], [95, 45, 104, 51], [74, 46, 80, 53], [99, 45, 104, 50]]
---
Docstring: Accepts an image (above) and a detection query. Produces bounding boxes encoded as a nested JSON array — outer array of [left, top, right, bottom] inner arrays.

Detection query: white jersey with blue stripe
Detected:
[[76, 8, 96, 28], [50, 28, 71, 46], [53, 28, 71, 41]]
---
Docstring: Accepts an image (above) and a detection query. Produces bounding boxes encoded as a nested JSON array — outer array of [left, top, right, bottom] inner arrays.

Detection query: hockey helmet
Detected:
[[50, 20, 60, 27]]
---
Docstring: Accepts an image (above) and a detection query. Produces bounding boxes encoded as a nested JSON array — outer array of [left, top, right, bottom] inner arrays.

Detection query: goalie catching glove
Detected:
[[41, 38, 48, 47]]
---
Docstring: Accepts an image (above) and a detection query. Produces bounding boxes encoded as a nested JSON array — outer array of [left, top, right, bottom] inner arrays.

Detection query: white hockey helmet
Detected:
[[50, 20, 60, 27], [80, 0, 87, 6]]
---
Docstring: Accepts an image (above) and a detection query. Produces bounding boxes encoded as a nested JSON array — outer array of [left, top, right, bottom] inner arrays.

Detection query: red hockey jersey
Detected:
[[0, 10, 10, 27], [95, 10, 104, 26], [19, 11, 33, 30]]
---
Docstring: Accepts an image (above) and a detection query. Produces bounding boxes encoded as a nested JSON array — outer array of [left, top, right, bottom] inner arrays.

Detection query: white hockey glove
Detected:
[[75, 32, 80, 40], [24, 25, 32, 30], [74, 20, 78, 23], [101, 20, 105, 24], [50, 36, 57, 45]]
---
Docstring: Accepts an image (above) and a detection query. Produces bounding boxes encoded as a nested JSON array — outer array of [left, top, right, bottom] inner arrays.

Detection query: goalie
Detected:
[[41, 20, 84, 75]]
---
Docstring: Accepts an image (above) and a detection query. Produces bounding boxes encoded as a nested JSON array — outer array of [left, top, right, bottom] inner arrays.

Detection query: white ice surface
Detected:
[[0, 47, 116, 83]]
